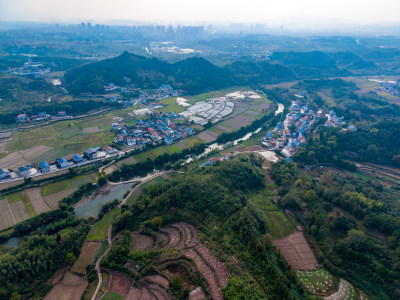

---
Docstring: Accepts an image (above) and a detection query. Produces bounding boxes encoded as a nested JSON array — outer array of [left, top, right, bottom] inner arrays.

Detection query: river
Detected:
[[185, 102, 283, 163], [74, 102, 284, 218]]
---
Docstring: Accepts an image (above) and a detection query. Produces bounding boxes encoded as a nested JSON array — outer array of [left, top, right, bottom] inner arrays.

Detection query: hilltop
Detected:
[[64, 52, 297, 95]]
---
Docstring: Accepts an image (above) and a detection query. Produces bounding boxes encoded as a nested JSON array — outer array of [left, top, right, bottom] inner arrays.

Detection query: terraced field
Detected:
[[297, 269, 339, 296], [118, 222, 227, 300]]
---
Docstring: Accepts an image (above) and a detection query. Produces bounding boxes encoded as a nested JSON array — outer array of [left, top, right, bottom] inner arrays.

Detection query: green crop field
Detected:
[[41, 180, 74, 197], [87, 208, 120, 241], [132, 144, 182, 162], [6, 108, 137, 154], [297, 269, 339, 295], [155, 97, 187, 114], [262, 210, 295, 238], [69, 174, 96, 188], [103, 292, 124, 300]]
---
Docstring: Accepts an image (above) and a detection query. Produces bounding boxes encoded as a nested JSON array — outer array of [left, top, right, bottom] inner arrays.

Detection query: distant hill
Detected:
[[64, 52, 297, 95], [65, 52, 235, 95], [269, 50, 377, 77]]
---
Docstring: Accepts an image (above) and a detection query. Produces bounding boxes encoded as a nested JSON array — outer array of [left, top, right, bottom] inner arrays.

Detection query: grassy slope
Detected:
[[87, 208, 120, 241]]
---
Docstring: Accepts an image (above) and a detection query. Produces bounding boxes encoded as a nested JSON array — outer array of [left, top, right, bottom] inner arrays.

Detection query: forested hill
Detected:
[[64, 52, 236, 95], [64, 51, 296, 95]]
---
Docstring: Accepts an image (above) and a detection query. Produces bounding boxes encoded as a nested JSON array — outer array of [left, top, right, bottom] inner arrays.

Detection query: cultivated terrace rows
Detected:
[[106, 222, 229, 300]]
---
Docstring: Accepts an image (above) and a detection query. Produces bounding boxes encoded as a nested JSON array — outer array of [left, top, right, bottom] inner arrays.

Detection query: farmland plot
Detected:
[[26, 187, 51, 214], [0, 198, 15, 230], [273, 232, 318, 270], [43, 187, 76, 209], [71, 241, 102, 274], [44, 271, 88, 300], [9, 201, 30, 223]]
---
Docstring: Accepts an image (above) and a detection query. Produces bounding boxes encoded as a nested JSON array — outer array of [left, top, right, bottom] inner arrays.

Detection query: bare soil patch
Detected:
[[145, 275, 170, 288], [0, 198, 15, 230], [71, 241, 102, 274], [0, 151, 31, 169], [9, 201, 30, 223], [273, 232, 318, 270], [20, 145, 52, 161], [188, 287, 206, 300], [0, 145, 52, 169], [43, 187, 76, 209], [26, 187, 51, 214], [131, 233, 154, 251], [83, 127, 103, 134], [51, 265, 67, 285], [215, 124, 233, 132], [236, 145, 263, 153], [221, 115, 254, 129], [126, 287, 142, 300], [197, 131, 217, 143], [44, 271, 88, 300], [108, 272, 131, 296], [184, 248, 223, 300]]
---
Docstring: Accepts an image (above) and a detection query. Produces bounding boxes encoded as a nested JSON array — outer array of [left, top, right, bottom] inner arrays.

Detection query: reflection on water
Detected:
[[74, 183, 132, 218]]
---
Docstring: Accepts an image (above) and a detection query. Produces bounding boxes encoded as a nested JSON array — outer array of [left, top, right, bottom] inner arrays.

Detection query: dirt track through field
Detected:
[[26, 187, 51, 214], [273, 232, 318, 270]]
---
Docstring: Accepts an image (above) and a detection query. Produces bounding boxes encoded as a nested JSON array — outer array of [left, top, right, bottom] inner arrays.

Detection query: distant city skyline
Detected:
[[0, 0, 400, 26]]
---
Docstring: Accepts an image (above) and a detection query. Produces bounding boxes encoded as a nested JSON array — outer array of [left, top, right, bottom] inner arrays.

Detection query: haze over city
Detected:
[[1, 0, 400, 26]]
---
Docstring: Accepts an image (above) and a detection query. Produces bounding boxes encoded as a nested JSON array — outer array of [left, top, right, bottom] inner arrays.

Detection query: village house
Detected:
[[0, 168, 11, 181], [72, 154, 84, 164], [40, 161, 51, 173], [57, 158, 69, 169], [111, 123, 119, 131], [16, 114, 27, 122]]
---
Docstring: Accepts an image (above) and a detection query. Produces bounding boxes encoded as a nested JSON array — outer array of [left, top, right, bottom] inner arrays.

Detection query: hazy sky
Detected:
[[0, 0, 399, 25]]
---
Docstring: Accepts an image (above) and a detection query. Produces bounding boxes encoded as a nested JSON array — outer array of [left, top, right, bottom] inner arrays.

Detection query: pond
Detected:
[[74, 183, 133, 218]]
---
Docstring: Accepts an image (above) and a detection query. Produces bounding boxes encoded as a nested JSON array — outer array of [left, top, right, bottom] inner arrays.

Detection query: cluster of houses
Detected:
[[16, 111, 71, 123], [113, 110, 195, 147], [1, 61, 51, 77], [380, 80, 400, 96], [202, 152, 234, 167], [105, 84, 182, 101], [325, 110, 346, 127], [262, 100, 321, 157], [0, 146, 117, 182], [37, 146, 116, 174]]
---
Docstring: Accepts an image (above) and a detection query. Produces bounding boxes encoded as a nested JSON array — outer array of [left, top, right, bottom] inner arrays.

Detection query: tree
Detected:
[[151, 216, 163, 229], [65, 252, 76, 265], [346, 229, 366, 250], [303, 190, 317, 202], [171, 275, 182, 291], [97, 176, 107, 186]]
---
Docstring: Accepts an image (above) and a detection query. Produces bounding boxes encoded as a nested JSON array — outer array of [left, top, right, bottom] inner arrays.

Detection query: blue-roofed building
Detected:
[[40, 161, 50, 173], [57, 158, 68, 169], [164, 136, 173, 145], [72, 154, 84, 164]]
